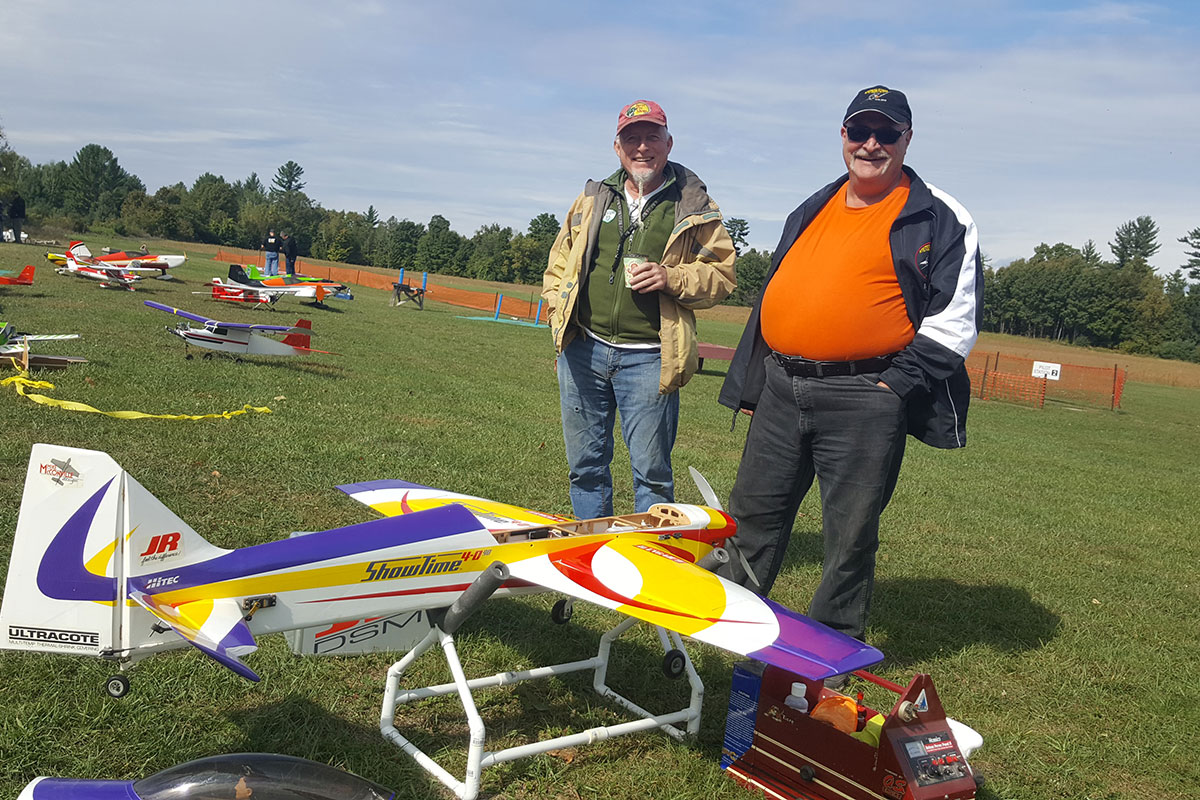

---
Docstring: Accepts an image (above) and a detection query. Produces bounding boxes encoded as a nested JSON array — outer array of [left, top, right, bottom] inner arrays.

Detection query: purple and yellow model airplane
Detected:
[[0, 444, 882, 699]]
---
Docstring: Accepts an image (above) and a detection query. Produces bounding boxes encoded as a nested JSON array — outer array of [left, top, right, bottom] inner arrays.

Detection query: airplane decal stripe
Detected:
[[37, 480, 118, 602], [300, 577, 538, 604], [133, 505, 487, 596], [548, 543, 746, 625]]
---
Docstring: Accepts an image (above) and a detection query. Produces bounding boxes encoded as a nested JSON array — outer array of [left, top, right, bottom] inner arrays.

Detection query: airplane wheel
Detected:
[[551, 598, 573, 625], [185, 353, 194, 360], [105, 675, 130, 699], [662, 649, 686, 679]]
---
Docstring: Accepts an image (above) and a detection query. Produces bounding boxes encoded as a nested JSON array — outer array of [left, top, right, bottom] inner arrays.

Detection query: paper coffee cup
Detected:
[[623, 254, 647, 286]]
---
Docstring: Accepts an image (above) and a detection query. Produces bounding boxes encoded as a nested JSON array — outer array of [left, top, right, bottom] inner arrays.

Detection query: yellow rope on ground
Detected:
[[1, 374, 272, 420]]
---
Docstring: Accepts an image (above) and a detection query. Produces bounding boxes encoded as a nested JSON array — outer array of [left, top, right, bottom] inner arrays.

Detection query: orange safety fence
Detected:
[[211, 248, 544, 322], [966, 351, 1126, 410], [966, 365, 1047, 408]]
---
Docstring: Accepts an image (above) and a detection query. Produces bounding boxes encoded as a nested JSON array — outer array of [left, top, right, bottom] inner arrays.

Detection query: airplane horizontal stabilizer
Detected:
[[130, 591, 260, 681]]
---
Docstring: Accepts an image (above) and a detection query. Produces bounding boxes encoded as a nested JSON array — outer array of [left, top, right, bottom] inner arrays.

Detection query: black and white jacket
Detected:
[[718, 166, 982, 449]]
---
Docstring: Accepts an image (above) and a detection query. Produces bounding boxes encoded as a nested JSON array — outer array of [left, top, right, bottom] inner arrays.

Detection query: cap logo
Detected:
[[864, 88, 891, 102], [625, 101, 652, 119]]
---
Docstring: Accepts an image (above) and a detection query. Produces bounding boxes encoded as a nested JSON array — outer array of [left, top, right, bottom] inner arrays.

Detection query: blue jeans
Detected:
[[265, 251, 279, 276], [557, 335, 679, 518], [724, 356, 907, 640]]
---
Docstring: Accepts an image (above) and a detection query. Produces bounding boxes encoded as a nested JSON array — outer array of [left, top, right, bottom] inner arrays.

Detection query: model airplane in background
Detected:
[[144, 300, 334, 358], [55, 255, 143, 290], [228, 264, 348, 303], [19, 753, 395, 800], [0, 265, 36, 286], [200, 277, 284, 307], [0, 321, 87, 369], [0, 443, 883, 697], [46, 241, 185, 276]]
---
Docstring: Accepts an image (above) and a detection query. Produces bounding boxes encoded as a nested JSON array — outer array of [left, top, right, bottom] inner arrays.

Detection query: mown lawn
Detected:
[[0, 239, 1197, 799]]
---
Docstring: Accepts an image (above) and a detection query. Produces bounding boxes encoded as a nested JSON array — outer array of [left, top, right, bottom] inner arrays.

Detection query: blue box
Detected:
[[721, 661, 764, 769]]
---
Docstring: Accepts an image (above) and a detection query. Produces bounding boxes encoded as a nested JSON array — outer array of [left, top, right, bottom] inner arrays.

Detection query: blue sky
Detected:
[[3, 1, 1198, 271]]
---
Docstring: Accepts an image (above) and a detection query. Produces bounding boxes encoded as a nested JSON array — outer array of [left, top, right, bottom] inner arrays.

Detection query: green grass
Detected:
[[1, 239, 1198, 799]]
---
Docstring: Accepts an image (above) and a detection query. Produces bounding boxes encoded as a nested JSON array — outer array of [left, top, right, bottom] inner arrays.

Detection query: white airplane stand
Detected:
[[379, 562, 704, 800]]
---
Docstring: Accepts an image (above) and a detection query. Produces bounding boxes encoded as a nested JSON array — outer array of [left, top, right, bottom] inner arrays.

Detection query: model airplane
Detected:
[[46, 241, 185, 275], [19, 753, 395, 800], [242, 263, 328, 284], [55, 254, 142, 290], [0, 321, 87, 369], [201, 277, 285, 307], [0, 443, 882, 697], [0, 265, 36, 286], [144, 300, 333, 357], [228, 264, 348, 303]]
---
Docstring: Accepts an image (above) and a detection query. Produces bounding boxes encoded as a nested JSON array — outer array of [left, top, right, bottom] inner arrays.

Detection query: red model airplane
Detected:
[[0, 265, 36, 286]]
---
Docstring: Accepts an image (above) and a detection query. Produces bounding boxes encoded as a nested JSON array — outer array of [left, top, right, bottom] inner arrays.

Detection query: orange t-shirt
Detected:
[[761, 180, 915, 360]]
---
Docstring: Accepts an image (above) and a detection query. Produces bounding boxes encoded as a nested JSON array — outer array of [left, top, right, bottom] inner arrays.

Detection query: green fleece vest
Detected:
[[577, 169, 676, 344]]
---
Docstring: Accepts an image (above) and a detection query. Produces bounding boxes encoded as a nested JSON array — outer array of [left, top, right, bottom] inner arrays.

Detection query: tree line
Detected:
[[3, 130, 1199, 361], [0, 134, 561, 286]]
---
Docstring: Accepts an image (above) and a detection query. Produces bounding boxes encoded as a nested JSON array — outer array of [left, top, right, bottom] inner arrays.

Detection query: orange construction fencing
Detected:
[[210, 248, 544, 322], [965, 351, 1126, 410], [966, 365, 1047, 408]]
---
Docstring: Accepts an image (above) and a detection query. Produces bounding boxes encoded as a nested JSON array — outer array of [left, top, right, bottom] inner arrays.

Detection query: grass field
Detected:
[[1, 239, 1197, 800]]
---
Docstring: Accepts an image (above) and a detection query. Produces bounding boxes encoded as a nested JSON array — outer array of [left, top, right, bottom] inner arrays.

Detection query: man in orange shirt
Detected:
[[718, 86, 982, 685]]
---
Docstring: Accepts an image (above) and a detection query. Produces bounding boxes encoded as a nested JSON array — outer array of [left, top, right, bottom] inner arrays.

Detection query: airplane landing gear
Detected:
[[551, 598, 574, 625], [105, 674, 130, 699], [662, 649, 687, 679]]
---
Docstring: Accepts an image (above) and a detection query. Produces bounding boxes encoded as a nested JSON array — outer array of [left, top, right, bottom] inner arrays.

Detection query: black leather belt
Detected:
[[772, 351, 894, 378]]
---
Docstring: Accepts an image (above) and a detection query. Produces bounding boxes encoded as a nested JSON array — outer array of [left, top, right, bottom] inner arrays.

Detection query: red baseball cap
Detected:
[[617, 100, 667, 133]]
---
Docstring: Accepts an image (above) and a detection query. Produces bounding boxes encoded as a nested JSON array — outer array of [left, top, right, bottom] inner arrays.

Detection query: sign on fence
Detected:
[[1031, 361, 1062, 380]]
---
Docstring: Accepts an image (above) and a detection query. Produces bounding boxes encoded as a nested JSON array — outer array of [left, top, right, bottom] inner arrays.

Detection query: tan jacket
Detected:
[[543, 163, 737, 393]]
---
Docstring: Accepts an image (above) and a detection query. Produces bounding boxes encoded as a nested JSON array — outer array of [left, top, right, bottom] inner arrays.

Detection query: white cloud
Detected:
[[2, 0, 1198, 271]]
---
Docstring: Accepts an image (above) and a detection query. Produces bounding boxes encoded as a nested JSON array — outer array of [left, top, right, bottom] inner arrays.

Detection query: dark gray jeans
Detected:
[[725, 356, 907, 640]]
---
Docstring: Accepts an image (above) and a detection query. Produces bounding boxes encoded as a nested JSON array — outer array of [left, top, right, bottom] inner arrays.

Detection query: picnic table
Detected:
[[697, 342, 736, 371]]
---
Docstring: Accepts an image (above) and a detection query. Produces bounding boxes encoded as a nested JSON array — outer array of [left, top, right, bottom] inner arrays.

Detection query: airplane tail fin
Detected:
[[0, 444, 232, 666], [229, 264, 255, 285], [281, 319, 313, 350], [15, 265, 35, 284], [67, 240, 93, 260]]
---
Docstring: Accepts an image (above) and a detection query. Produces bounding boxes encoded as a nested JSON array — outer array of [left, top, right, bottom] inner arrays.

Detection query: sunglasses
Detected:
[[845, 125, 907, 145]]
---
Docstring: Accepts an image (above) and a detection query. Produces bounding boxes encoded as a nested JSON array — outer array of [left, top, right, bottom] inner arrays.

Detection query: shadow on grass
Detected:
[[869, 577, 1061, 667], [777, 531, 1060, 666], [272, 597, 730, 796], [227, 696, 423, 794]]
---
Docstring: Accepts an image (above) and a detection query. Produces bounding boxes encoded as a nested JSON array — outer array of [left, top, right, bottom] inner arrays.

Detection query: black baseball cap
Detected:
[[843, 86, 912, 127]]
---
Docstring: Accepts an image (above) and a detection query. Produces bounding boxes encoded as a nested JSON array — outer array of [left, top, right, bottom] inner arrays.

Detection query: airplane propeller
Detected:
[[688, 466, 760, 589]]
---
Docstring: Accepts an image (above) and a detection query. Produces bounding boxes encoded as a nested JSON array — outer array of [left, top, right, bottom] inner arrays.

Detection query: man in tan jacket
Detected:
[[543, 99, 736, 518]]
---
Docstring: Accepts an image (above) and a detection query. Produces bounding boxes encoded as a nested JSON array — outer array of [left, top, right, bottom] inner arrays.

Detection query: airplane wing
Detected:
[[129, 590, 260, 681], [505, 536, 883, 680], [144, 300, 306, 334], [145, 301, 212, 324], [338, 479, 572, 533]]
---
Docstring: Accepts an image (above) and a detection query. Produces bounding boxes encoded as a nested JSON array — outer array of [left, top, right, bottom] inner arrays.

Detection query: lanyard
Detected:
[[610, 191, 664, 284]]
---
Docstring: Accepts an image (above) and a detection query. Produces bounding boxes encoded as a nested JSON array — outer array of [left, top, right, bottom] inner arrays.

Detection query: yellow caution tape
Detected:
[[1, 374, 272, 420]]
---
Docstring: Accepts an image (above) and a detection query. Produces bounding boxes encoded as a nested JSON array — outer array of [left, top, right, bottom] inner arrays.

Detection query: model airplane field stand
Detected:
[[380, 561, 705, 800]]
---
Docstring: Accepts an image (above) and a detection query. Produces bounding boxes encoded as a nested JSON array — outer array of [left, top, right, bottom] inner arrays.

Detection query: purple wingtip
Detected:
[[25, 778, 138, 799], [748, 598, 884, 680]]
